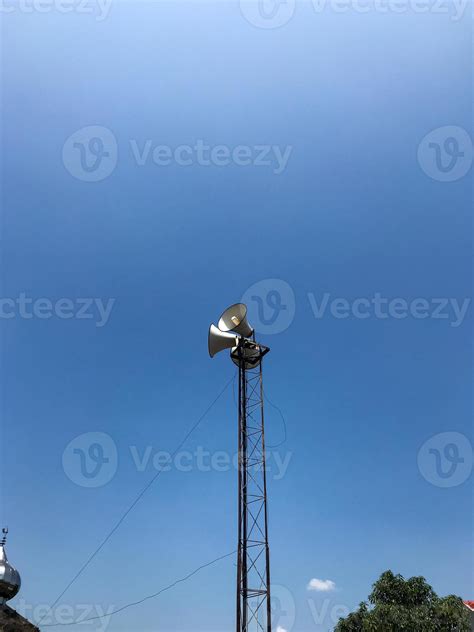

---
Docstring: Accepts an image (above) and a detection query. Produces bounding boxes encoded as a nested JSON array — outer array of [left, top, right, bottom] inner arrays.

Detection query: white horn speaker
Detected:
[[218, 303, 254, 338], [208, 324, 240, 358]]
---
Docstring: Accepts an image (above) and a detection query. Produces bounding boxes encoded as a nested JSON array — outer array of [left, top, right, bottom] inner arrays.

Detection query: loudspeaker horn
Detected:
[[218, 303, 254, 338], [208, 324, 240, 358]]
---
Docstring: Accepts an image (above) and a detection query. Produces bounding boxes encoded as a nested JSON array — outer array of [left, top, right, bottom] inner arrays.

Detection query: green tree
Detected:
[[335, 570, 470, 632]]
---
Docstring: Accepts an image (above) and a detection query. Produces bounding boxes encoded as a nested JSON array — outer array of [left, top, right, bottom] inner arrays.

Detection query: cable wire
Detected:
[[39, 373, 236, 625], [262, 385, 287, 448], [41, 549, 237, 627]]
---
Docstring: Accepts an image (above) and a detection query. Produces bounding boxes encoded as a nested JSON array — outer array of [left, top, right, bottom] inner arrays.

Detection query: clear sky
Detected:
[[1, 2, 472, 631]]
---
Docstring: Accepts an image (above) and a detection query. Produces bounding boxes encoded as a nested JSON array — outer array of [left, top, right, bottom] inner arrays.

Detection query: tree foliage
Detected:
[[335, 570, 470, 632]]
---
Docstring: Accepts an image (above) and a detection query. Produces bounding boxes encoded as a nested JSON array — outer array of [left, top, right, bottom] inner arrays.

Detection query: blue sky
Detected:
[[1, 2, 472, 631]]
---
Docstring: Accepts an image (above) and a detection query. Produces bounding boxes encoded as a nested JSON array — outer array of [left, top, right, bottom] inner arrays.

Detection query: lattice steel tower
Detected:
[[209, 303, 272, 632]]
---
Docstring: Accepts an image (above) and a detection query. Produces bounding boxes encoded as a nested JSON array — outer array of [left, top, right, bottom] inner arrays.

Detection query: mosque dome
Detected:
[[0, 530, 21, 604]]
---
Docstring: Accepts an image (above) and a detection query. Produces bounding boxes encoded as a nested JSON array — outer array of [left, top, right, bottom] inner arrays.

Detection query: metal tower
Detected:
[[233, 344, 271, 632], [208, 303, 272, 632]]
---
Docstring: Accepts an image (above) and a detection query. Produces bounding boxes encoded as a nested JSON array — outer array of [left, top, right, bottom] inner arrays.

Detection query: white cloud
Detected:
[[307, 578, 336, 592], [276, 627, 287, 632]]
